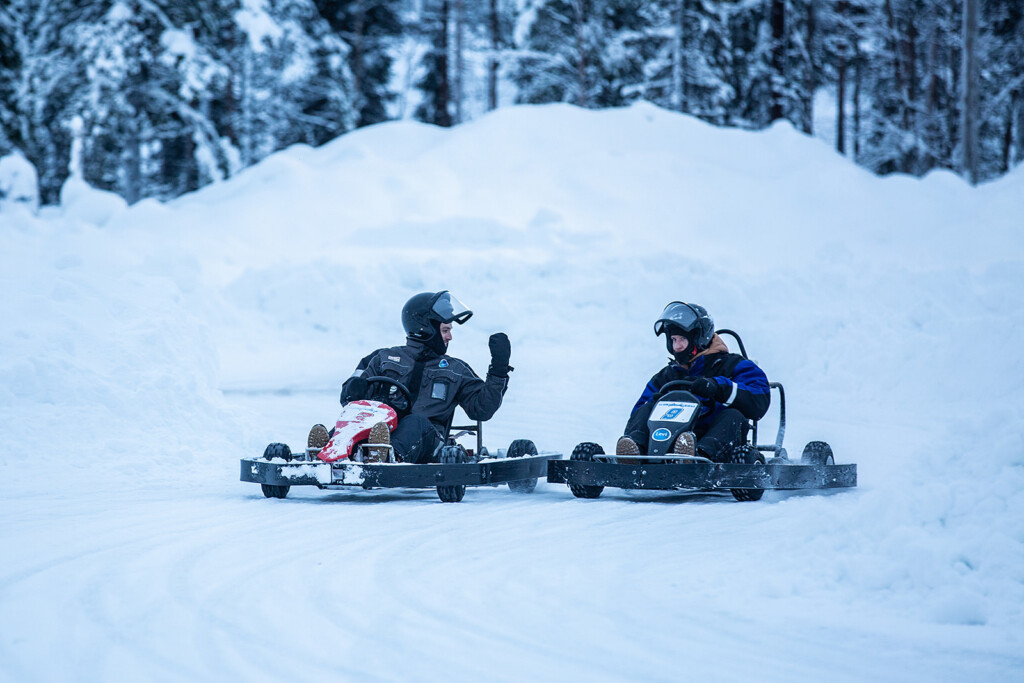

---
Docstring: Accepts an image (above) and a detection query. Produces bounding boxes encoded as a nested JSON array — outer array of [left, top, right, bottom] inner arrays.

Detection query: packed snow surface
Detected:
[[2, 102, 1023, 681]]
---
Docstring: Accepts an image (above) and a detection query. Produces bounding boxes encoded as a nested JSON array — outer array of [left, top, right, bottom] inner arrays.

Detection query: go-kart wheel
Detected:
[[437, 445, 467, 503], [261, 484, 290, 499], [506, 439, 539, 493], [261, 443, 292, 499], [568, 442, 605, 499], [731, 446, 765, 502], [800, 440, 834, 466]]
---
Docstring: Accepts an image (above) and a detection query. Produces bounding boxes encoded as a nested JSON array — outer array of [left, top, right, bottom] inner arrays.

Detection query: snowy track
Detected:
[[4, 471, 1018, 682], [3, 104, 1023, 681]]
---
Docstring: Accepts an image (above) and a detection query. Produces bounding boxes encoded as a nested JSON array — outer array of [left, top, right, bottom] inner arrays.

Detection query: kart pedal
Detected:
[[364, 421, 392, 463], [672, 432, 696, 457], [616, 436, 640, 465], [307, 423, 330, 451]]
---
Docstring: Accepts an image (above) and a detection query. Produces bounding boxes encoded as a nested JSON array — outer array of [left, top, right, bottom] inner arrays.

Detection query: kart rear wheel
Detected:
[[506, 439, 539, 493], [800, 440, 834, 466], [437, 445, 467, 503], [731, 446, 765, 502], [261, 443, 292, 499], [261, 484, 290, 499], [568, 442, 605, 499]]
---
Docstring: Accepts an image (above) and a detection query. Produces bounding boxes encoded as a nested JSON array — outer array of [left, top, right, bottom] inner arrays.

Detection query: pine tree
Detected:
[[0, 0, 83, 204], [316, 0, 403, 127], [414, 0, 452, 126], [231, 0, 357, 165]]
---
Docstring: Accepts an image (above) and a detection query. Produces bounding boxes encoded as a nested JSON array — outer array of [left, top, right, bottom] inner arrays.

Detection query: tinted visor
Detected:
[[432, 291, 473, 325], [653, 301, 698, 336]]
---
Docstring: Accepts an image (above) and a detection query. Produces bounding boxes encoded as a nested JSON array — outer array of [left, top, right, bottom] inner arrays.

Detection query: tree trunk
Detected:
[[488, 0, 499, 110], [352, 1, 366, 123], [573, 0, 587, 107], [438, 0, 451, 127], [837, 57, 847, 155], [960, 0, 979, 185], [670, 0, 683, 111], [1016, 90, 1024, 167], [769, 0, 785, 122], [803, 0, 816, 134], [124, 127, 141, 205], [454, 0, 464, 123], [853, 54, 862, 161]]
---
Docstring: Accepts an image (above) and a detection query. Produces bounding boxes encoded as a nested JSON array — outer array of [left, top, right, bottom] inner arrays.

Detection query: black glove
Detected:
[[688, 377, 730, 403], [340, 376, 368, 403], [488, 332, 512, 377]]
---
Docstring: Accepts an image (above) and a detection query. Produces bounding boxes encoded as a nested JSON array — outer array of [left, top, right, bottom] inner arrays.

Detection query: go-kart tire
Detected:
[[261, 443, 292, 499], [437, 445, 467, 503], [261, 484, 290, 499], [506, 439, 539, 493], [568, 442, 605, 499], [731, 446, 765, 502], [800, 440, 834, 466]]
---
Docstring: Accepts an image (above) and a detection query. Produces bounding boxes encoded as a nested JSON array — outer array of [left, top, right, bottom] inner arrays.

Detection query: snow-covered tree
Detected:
[[232, 0, 357, 165], [0, 0, 82, 204], [316, 0, 403, 127]]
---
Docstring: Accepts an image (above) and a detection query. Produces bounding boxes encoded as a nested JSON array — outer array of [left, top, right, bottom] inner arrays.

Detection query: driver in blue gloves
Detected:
[[617, 301, 770, 462], [311, 291, 512, 463]]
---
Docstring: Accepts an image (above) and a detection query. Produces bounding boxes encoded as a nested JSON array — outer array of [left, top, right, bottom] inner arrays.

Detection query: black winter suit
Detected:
[[340, 338, 508, 463]]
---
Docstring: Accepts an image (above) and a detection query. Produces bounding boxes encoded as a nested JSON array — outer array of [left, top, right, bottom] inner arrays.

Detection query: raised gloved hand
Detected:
[[488, 332, 512, 378], [688, 377, 730, 403]]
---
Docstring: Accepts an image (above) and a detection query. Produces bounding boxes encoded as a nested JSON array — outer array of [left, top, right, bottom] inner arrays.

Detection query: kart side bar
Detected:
[[242, 453, 559, 489], [547, 460, 857, 491]]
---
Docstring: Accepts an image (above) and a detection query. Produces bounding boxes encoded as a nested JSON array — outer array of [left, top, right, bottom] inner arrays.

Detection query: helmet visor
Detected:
[[653, 301, 699, 336], [432, 291, 473, 325]]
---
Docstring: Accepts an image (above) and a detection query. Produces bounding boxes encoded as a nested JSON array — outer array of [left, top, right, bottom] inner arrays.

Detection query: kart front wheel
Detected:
[[261, 443, 292, 499], [506, 439, 539, 493], [568, 442, 605, 499], [437, 445, 467, 503], [731, 447, 765, 502]]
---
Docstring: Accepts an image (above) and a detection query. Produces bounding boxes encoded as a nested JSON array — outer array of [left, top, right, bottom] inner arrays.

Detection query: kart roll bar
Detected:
[[449, 422, 484, 455], [716, 329, 786, 457]]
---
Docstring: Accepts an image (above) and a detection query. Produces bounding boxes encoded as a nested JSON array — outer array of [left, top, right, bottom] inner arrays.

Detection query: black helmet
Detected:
[[654, 301, 714, 357], [402, 291, 473, 344]]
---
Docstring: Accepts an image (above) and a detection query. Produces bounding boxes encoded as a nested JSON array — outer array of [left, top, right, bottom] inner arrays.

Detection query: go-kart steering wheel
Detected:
[[363, 375, 413, 408], [652, 378, 698, 401]]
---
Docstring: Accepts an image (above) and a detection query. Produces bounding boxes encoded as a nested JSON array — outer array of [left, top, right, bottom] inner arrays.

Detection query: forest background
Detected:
[[1, 0, 1021, 208]]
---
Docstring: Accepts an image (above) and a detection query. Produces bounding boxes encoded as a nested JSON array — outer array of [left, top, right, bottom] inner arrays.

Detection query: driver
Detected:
[[311, 291, 512, 463], [618, 301, 770, 462]]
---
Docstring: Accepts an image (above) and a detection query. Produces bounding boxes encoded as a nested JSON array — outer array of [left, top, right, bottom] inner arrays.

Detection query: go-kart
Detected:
[[240, 376, 559, 503], [547, 330, 857, 501]]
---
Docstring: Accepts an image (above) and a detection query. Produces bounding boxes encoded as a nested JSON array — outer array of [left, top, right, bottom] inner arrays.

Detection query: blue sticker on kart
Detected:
[[651, 401, 699, 423], [439, 359, 449, 368], [652, 428, 672, 441]]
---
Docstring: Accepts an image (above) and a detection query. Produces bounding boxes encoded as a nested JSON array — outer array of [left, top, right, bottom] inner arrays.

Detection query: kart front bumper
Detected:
[[547, 460, 857, 491]]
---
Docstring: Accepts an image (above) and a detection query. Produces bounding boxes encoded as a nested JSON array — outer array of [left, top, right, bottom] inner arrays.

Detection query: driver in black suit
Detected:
[[310, 291, 511, 463]]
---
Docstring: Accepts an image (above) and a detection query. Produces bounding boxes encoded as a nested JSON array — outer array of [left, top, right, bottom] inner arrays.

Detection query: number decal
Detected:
[[652, 401, 698, 423]]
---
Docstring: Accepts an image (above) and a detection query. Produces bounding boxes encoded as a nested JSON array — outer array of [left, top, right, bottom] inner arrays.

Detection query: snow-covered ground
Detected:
[[2, 102, 1023, 681]]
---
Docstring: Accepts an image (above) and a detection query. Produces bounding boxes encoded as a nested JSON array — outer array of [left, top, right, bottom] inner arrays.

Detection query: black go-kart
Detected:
[[241, 377, 560, 503], [547, 330, 857, 501]]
